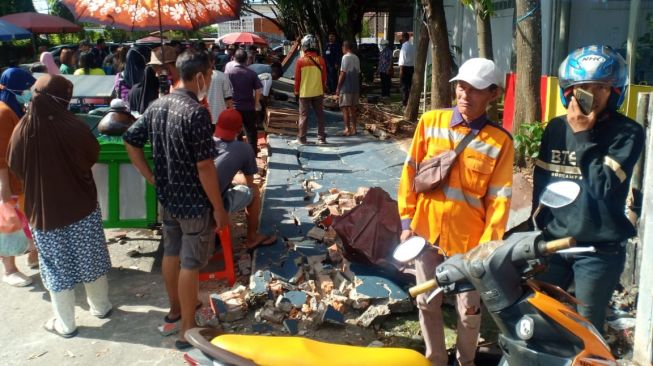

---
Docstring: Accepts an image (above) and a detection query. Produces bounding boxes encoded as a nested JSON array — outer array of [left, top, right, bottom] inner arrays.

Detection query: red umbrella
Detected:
[[218, 32, 268, 46], [0, 12, 81, 33], [136, 36, 169, 44], [61, 0, 241, 32]]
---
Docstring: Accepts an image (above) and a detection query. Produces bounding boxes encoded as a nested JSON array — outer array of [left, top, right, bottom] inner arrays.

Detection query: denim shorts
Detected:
[[223, 185, 253, 213]]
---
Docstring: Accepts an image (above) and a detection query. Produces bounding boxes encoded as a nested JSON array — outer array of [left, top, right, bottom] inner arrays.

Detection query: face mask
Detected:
[[9, 89, 32, 106], [196, 73, 208, 101]]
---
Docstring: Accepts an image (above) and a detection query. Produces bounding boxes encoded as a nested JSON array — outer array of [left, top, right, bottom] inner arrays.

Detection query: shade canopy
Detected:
[[218, 32, 268, 46], [0, 12, 81, 34], [0, 19, 31, 41], [61, 0, 241, 32]]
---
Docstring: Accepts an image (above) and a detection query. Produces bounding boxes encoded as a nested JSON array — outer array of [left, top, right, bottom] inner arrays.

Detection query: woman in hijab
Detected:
[[0, 68, 38, 287], [114, 45, 148, 102], [127, 65, 159, 114], [8, 74, 112, 338], [39, 52, 60, 76]]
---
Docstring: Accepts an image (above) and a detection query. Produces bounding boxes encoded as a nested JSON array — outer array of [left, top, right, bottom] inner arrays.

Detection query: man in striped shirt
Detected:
[[398, 58, 513, 366]]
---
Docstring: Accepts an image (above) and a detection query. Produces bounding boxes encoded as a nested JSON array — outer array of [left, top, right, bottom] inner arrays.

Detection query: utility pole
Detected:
[[634, 92, 653, 366]]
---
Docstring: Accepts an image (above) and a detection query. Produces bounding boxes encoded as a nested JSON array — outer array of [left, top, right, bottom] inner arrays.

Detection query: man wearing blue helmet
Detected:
[[532, 45, 644, 333]]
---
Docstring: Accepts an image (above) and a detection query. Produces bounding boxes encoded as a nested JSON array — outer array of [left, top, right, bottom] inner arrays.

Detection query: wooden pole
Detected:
[[626, 0, 640, 82], [633, 92, 653, 366]]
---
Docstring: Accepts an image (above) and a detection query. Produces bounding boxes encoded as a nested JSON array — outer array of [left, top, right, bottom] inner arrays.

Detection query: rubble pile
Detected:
[[605, 285, 639, 359], [359, 103, 416, 140], [208, 186, 413, 336]]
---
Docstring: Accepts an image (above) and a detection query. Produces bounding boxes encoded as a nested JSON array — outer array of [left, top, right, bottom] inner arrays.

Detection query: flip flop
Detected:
[[160, 302, 203, 336], [175, 340, 193, 350], [245, 234, 277, 251], [43, 318, 78, 339]]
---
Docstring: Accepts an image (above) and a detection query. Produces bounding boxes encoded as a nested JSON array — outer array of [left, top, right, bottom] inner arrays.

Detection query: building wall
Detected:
[[444, 0, 653, 81]]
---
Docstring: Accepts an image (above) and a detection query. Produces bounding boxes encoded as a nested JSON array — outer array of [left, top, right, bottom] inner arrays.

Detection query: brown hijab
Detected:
[[8, 74, 100, 231]]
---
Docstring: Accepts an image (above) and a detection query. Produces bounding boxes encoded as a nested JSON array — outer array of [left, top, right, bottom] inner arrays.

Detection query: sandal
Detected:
[[244, 234, 277, 251], [159, 302, 203, 336], [174, 339, 193, 350], [43, 318, 78, 338]]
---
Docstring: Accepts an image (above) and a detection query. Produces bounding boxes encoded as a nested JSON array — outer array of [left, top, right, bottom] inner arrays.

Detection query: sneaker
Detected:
[[3, 272, 33, 287], [316, 138, 327, 145], [291, 138, 307, 145]]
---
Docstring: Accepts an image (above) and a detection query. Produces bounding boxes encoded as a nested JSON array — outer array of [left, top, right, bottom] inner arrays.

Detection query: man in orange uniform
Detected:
[[397, 58, 514, 366], [294, 34, 327, 145]]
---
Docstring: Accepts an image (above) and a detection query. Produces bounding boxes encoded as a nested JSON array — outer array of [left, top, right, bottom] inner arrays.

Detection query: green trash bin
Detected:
[[93, 135, 157, 228]]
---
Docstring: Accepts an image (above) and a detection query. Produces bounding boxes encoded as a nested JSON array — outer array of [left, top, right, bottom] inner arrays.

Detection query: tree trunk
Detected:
[[475, 0, 493, 60], [423, 0, 453, 109], [474, 0, 498, 121], [404, 22, 430, 122], [513, 0, 542, 137]]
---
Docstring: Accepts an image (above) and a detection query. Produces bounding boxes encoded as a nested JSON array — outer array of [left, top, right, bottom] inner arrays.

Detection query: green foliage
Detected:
[[514, 121, 544, 161], [460, 0, 495, 18], [0, 0, 36, 17], [48, 0, 75, 22]]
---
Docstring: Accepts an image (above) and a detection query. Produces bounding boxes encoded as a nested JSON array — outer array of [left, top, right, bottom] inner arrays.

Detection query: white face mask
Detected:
[[196, 73, 208, 101]]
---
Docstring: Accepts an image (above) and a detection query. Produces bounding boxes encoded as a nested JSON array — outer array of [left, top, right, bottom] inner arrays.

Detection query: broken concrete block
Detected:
[[318, 274, 334, 296], [210, 288, 247, 323], [270, 251, 303, 284], [311, 206, 330, 224], [356, 303, 391, 327], [333, 271, 351, 292], [250, 270, 272, 298], [323, 193, 340, 206], [252, 322, 274, 334], [338, 197, 357, 210], [329, 299, 346, 313], [323, 228, 338, 244], [260, 307, 285, 324], [328, 188, 340, 194], [320, 305, 345, 326], [275, 295, 293, 313], [355, 187, 370, 203], [307, 226, 326, 241], [327, 244, 342, 263], [298, 280, 317, 294], [284, 291, 308, 308], [327, 204, 340, 216], [283, 319, 299, 335], [268, 281, 285, 299], [294, 241, 328, 265], [367, 340, 384, 348]]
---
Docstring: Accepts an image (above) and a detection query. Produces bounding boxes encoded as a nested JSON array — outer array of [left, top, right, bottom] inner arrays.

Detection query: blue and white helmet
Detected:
[[558, 45, 628, 109]]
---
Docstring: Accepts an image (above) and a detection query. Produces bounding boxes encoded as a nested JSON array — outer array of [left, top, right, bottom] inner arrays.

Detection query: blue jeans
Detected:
[[537, 243, 626, 332]]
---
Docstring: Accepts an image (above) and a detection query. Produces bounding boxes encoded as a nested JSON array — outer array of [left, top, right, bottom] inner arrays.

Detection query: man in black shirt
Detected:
[[533, 45, 644, 332], [123, 49, 228, 349]]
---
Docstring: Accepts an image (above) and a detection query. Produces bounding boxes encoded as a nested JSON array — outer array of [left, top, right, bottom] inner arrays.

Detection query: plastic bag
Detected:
[[0, 201, 21, 233], [0, 229, 29, 256]]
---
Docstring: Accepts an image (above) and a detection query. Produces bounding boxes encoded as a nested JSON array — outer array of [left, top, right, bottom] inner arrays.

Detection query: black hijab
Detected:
[[123, 45, 148, 88], [128, 66, 159, 114]]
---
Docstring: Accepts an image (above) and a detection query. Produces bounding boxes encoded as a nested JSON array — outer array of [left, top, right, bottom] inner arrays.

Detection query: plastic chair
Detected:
[[199, 226, 236, 285]]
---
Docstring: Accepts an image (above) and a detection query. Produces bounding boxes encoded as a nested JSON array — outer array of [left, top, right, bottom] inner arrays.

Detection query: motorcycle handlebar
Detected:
[[538, 237, 576, 255], [409, 279, 438, 297]]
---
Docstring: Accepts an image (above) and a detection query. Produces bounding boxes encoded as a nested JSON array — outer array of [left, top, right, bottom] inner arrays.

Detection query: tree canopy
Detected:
[[0, 0, 36, 17]]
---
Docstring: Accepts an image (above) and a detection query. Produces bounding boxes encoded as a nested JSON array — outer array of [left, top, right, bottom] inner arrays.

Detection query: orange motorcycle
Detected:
[[184, 182, 616, 366]]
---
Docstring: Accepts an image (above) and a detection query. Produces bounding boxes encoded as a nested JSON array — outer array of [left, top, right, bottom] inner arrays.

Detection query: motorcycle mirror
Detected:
[[539, 181, 580, 208], [393, 236, 426, 263]]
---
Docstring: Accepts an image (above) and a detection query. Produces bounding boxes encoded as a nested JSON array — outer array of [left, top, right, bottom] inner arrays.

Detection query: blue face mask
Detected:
[[14, 90, 32, 105]]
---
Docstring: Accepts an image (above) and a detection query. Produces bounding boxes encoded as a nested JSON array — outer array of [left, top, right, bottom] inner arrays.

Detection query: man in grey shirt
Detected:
[[335, 41, 360, 136], [213, 109, 276, 249]]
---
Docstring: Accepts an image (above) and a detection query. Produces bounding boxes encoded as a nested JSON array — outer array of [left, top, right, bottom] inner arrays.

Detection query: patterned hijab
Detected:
[[0, 68, 36, 118], [8, 74, 100, 231]]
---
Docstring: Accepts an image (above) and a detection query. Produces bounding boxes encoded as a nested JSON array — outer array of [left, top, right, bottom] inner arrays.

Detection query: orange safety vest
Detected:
[[397, 109, 514, 256]]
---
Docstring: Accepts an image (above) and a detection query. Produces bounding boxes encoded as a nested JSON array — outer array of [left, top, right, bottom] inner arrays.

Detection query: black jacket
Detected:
[[533, 111, 644, 244]]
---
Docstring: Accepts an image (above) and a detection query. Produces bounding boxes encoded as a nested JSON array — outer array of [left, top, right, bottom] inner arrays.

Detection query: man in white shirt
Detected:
[[207, 68, 233, 124], [398, 32, 415, 106]]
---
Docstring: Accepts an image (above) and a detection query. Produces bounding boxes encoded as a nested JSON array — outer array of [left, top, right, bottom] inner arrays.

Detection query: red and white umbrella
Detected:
[[218, 32, 268, 47], [61, 0, 241, 32]]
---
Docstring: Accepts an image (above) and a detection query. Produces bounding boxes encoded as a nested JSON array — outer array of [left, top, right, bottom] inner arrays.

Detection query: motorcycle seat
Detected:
[[212, 334, 431, 366]]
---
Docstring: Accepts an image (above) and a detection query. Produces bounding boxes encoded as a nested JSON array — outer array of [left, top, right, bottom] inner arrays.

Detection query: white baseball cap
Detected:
[[449, 58, 503, 89]]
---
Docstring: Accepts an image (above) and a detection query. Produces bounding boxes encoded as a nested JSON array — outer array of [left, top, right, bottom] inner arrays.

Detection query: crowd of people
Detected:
[[0, 31, 643, 364]]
